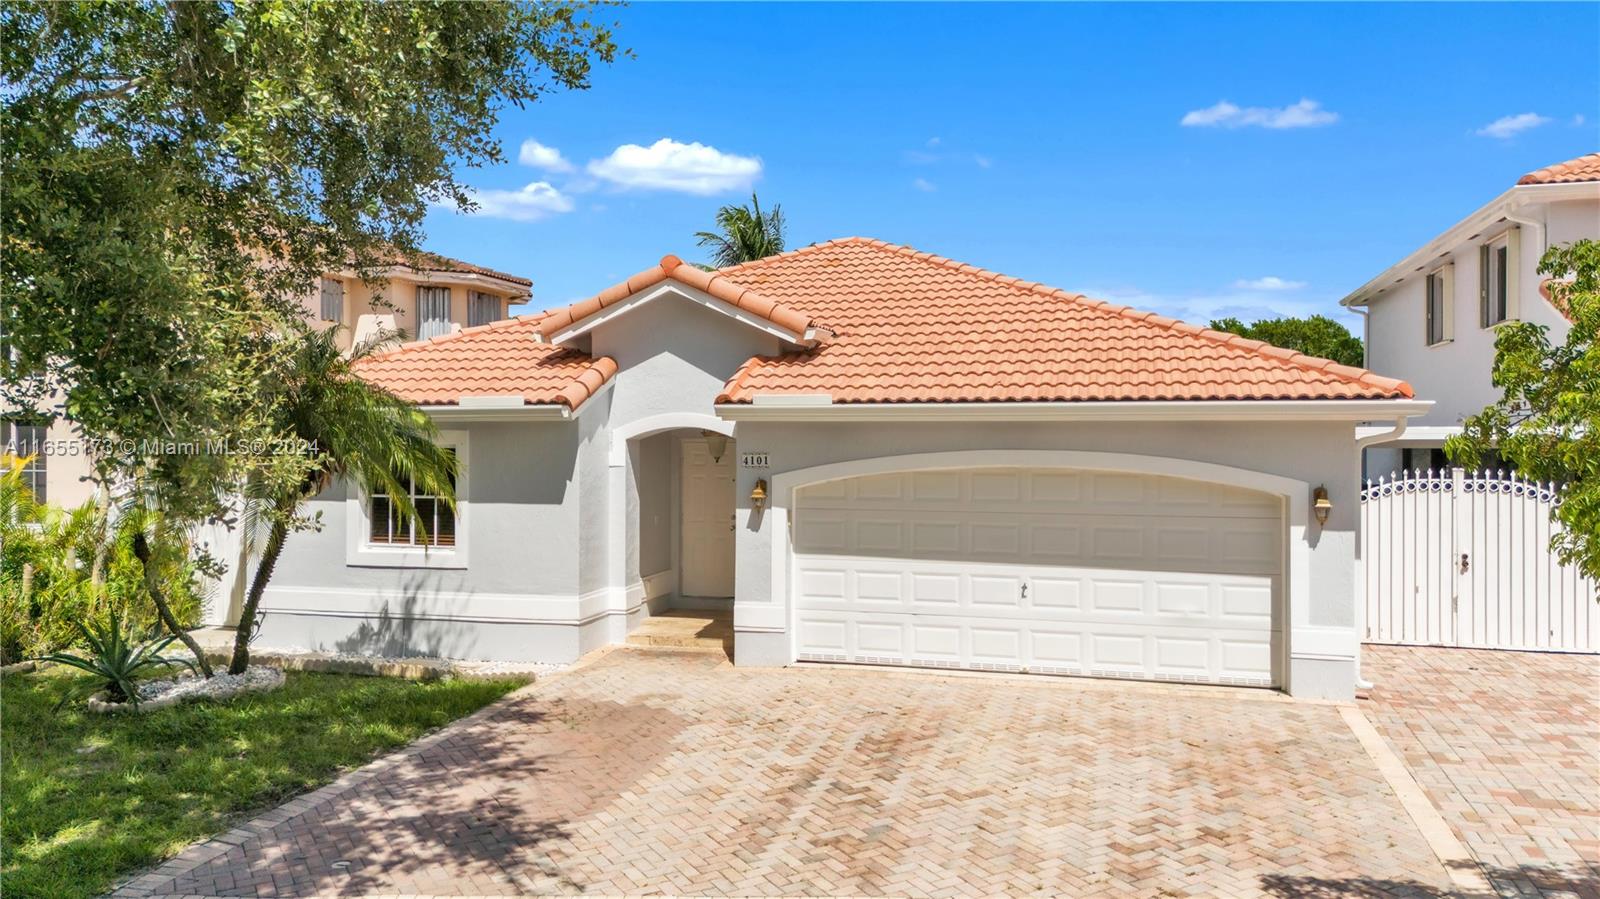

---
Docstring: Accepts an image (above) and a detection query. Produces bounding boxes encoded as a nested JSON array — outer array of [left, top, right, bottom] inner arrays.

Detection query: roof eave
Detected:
[[1339, 181, 1600, 308], [716, 398, 1433, 423]]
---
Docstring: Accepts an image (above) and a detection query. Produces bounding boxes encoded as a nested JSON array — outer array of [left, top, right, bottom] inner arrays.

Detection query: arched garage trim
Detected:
[[757, 449, 1324, 692]]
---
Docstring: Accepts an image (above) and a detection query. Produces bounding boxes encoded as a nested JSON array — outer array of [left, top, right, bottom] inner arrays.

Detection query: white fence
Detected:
[[1361, 468, 1599, 653]]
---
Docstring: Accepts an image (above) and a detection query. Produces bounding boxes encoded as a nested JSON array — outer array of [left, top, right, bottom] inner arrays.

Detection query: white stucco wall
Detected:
[[1365, 200, 1595, 432], [728, 419, 1363, 699]]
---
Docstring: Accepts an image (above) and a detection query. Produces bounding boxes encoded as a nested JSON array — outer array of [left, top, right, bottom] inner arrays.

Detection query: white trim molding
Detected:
[[751, 449, 1350, 697], [346, 428, 471, 569], [1340, 181, 1598, 309], [718, 399, 1432, 423], [545, 282, 813, 348]]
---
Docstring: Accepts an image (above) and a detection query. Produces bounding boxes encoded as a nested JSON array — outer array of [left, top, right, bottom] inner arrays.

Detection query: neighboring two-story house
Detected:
[[1341, 152, 1599, 476], [2, 250, 530, 510]]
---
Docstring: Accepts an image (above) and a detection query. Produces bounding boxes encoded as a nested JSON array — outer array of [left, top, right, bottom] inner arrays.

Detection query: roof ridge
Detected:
[[353, 312, 550, 366], [823, 238, 1412, 397], [1516, 151, 1600, 186], [533, 256, 819, 341]]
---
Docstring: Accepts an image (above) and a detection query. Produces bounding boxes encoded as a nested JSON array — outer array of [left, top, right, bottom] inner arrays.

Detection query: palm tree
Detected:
[[228, 327, 458, 674], [694, 193, 786, 268]]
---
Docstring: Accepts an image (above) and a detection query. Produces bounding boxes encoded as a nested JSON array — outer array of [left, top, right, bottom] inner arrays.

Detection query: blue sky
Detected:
[[422, 2, 1600, 329]]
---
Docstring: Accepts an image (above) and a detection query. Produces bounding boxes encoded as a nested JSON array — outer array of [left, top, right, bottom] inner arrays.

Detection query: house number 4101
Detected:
[[740, 451, 770, 469]]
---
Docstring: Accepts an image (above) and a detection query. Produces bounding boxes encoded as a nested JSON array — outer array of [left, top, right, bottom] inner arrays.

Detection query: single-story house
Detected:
[[253, 238, 1429, 700]]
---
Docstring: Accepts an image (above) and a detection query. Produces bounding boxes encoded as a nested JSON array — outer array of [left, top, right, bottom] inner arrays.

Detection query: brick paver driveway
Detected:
[[1362, 645, 1600, 899], [121, 648, 1457, 898]]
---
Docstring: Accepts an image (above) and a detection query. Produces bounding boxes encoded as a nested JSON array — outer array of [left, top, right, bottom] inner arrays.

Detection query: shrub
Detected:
[[0, 460, 207, 664], [37, 613, 195, 705]]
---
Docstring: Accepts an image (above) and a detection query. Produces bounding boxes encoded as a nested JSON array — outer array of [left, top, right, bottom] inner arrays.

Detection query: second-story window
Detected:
[[319, 277, 344, 322], [1480, 230, 1517, 328], [467, 291, 500, 328], [417, 286, 451, 339], [1425, 265, 1451, 346]]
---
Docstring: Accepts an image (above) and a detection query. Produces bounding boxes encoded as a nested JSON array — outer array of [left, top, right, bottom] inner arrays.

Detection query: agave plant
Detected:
[[37, 614, 196, 706]]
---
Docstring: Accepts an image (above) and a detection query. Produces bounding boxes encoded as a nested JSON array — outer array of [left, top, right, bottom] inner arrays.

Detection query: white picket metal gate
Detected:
[[1360, 469, 1599, 653]]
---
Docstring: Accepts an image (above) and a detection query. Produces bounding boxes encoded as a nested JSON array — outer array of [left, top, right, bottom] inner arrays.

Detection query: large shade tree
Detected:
[[1447, 240, 1600, 582], [1, 2, 621, 669]]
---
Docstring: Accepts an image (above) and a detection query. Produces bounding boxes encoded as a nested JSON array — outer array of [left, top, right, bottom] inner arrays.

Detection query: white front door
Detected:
[[680, 437, 735, 597], [792, 467, 1283, 686]]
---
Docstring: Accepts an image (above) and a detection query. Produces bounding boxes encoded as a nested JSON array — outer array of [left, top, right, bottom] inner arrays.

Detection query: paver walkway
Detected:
[[1362, 645, 1600, 899], [120, 648, 1455, 898]]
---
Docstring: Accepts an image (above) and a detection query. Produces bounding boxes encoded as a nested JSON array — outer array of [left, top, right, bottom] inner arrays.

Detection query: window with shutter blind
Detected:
[[467, 291, 500, 327], [3, 420, 48, 503], [1480, 230, 1519, 327], [418, 286, 451, 339], [1425, 264, 1452, 346], [368, 449, 457, 548], [319, 277, 344, 322]]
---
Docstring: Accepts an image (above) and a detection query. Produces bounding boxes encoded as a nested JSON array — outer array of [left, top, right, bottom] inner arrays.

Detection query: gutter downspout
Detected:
[[1352, 415, 1409, 691]]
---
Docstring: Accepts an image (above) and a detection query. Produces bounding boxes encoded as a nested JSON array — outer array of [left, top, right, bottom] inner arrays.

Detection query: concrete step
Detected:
[[626, 611, 732, 654]]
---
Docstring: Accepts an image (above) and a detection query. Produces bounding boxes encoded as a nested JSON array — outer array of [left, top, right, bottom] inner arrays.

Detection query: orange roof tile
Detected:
[[355, 238, 1414, 411], [713, 239, 1412, 404], [374, 247, 533, 290], [532, 254, 818, 340], [353, 314, 615, 409], [1517, 152, 1600, 185]]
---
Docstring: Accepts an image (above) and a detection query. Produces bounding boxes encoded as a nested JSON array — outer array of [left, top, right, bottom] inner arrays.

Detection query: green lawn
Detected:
[[0, 666, 526, 899]]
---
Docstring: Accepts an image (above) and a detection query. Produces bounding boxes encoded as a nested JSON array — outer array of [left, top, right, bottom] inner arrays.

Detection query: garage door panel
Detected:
[[799, 470, 1280, 520], [794, 468, 1282, 687]]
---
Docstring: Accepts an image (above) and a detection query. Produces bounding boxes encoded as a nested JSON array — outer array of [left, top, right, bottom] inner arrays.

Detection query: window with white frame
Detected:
[[3, 420, 48, 503], [467, 291, 500, 328], [367, 449, 457, 548], [319, 277, 344, 322], [417, 286, 451, 339], [1480, 229, 1519, 327], [1425, 264, 1452, 346]]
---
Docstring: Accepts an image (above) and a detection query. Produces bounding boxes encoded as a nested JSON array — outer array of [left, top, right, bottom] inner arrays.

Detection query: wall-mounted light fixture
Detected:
[[701, 430, 729, 463], [1312, 485, 1332, 525], [750, 478, 768, 511]]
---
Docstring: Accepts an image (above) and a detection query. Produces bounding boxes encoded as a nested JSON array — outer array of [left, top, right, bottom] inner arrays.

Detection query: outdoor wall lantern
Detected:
[[750, 478, 768, 511], [701, 430, 729, 463], [1312, 485, 1332, 525]]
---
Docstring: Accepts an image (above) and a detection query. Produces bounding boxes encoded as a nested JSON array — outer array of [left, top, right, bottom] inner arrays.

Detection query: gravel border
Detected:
[[87, 666, 286, 714]]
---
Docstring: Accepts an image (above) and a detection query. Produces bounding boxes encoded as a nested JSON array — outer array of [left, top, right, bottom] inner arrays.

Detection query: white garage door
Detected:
[[792, 468, 1283, 686]]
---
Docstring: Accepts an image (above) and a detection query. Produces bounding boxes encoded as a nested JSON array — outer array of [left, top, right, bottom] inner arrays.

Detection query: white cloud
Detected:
[[1232, 276, 1307, 291], [1181, 98, 1339, 130], [517, 138, 572, 172], [1575, 114, 1587, 127], [586, 138, 761, 194], [974, 154, 993, 169], [912, 177, 937, 192], [444, 181, 574, 222], [926, 136, 942, 148], [1476, 113, 1552, 139]]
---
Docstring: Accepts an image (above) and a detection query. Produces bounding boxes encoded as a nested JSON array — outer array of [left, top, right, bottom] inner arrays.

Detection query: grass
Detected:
[[0, 665, 526, 899]]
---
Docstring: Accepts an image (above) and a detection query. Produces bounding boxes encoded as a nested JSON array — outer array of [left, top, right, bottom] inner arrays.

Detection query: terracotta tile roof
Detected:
[[1517, 152, 1600, 185], [378, 248, 533, 290], [353, 237, 1413, 411], [532, 254, 817, 340], [353, 314, 615, 409], [714, 238, 1413, 404]]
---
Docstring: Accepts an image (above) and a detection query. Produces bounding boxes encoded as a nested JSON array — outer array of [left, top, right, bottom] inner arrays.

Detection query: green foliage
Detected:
[[1208, 315, 1365, 367], [0, 462, 206, 664], [1, 668, 524, 899], [695, 193, 787, 268], [229, 327, 460, 673], [1, 0, 621, 526], [1447, 240, 1600, 581], [36, 614, 196, 705]]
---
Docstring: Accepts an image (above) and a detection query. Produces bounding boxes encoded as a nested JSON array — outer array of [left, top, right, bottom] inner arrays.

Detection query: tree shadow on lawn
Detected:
[[1261, 859, 1599, 898], [154, 693, 688, 897]]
